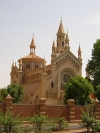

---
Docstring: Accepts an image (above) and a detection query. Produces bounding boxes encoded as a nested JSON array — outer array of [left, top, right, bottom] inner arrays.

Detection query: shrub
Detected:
[[50, 117, 69, 131], [27, 113, 52, 133], [27, 113, 69, 133], [80, 104, 96, 132], [0, 109, 21, 133], [92, 120, 100, 132]]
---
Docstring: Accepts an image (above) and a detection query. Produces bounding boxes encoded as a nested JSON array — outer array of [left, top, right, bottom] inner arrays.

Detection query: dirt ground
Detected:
[[53, 128, 86, 133], [53, 123, 87, 133]]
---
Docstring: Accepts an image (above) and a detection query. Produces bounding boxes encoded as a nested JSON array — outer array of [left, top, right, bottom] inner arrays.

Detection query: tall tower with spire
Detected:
[[51, 20, 70, 61], [51, 39, 56, 60], [30, 36, 36, 54], [78, 43, 82, 61], [64, 29, 70, 51], [56, 19, 66, 54]]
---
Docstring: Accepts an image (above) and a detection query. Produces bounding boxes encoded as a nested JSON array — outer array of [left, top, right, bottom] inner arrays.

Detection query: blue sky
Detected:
[[0, 0, 100, 88]]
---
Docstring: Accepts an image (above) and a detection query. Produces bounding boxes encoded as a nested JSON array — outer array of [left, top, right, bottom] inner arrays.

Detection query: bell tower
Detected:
[[56, 19, 66, 54], [51, 19, 70, 61], [30, 35, 36, 54]]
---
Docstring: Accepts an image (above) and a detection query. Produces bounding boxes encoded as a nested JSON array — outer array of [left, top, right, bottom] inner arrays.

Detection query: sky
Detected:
[[0, 0, 100, 88]]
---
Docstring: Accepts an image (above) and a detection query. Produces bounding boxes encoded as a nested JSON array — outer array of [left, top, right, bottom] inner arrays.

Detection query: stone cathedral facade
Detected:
[[10, 20, 82, 105]]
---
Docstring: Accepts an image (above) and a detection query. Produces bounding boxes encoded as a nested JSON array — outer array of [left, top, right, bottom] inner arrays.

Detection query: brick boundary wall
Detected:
[[0, 95, 100, 122]]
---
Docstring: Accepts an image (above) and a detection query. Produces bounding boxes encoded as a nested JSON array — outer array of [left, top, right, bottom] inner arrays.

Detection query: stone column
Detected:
[[4, 94, 13, 112], [39, 98, 46, 115], [67, 99, 75, 123]]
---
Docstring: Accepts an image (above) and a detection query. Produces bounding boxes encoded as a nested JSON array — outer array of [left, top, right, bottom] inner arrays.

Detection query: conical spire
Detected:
[[30, 35, 36, 54], [65, 29, 69, 42], [42, 55, 47, 74], [57, 19, 65, 34], [78, 43, 82, 61], [30, 37, 36, 48], [52, 39, 56, 48], [43, 55, 46, 67], [19, 58, 22, 72], [12, 61, 14, 67], [78, 44, 82, 53]]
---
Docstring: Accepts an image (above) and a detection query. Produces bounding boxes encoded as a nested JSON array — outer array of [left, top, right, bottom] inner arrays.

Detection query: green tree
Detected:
[[7, 83, 24, 103], [95, 84, 100, 101], [0, 83, 24, 103], [86, 39, 100, 89], [64, 76, 94, 105], [0, 88, 8, 102]]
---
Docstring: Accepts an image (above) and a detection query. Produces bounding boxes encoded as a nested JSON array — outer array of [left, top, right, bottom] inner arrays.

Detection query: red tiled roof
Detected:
[[22, 54, 44, 61]]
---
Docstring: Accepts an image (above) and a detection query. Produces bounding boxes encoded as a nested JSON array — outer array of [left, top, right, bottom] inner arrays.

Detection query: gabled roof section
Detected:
[[52, 50, 82, 65]]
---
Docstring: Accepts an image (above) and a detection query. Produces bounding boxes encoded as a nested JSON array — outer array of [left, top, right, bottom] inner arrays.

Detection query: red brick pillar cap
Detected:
[[40, 98, 46, 100], [4, 94, 13, 103], [67, 99, 75, 106], [39, 98, 46, 104], [6, 94, 13, 99]]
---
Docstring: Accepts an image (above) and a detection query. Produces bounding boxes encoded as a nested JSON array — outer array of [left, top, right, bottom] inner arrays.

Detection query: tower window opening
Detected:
[[30, 48, 33, 53], [62, 35, 64, 39], [35, 64, 39, 69], [62, 42, 64, 47], [26, 64, 30, 69], [57, 42, 58, 47]]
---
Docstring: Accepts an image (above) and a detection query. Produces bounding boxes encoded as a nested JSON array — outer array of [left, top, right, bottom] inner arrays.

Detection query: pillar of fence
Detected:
[[39, 98, 46, 115], [4, 94, 13, 112], [67, 99, 75, 123], [94, 100, 100, 120]]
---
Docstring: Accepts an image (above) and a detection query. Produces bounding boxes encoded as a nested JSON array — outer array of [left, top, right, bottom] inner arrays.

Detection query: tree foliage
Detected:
[[95, 84, 100, 101], [64, 76, 94, 105], [86, 39, 100, 89], [0, 83, 24, 103], [0, 88, 8, 103]]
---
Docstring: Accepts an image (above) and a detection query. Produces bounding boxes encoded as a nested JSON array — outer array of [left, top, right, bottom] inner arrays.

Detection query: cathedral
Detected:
[[10, 20, 82, 105]]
